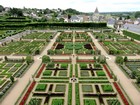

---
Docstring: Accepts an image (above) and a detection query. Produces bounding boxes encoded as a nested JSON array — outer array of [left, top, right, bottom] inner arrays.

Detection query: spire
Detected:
[[94, 7, 99, 14]]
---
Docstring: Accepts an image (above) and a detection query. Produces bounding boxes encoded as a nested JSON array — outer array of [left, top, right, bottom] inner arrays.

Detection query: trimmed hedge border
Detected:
[[0, 22, 107, 29], [123, 30, 140, 41]]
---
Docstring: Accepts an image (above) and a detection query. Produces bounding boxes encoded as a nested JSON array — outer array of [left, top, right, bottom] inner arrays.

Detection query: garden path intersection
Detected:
[[0, 30, 140, 105]]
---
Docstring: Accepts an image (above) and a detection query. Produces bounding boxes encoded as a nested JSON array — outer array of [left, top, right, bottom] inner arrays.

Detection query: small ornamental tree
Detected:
[[48, 49, 55, 55], [42, 55, 50, 63], [22, 57, 25, 62], [35, 49, 40, 55], [114, 75, 117, 81], [93, 56, 97, 62], [124, 56, 128, 62], [115, 56, 124, 64], [26, 55, 33, 65], [10, 76, 14, 83], [131, 71, 136, 79], [97, 55, 106, 64], [137, 76, 140, 83], [4, 56, 8, 61]]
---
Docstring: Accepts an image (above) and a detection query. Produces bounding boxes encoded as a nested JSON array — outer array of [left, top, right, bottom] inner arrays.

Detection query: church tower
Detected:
[[94, 7, 99, 14], [92, 7, 100, 22]]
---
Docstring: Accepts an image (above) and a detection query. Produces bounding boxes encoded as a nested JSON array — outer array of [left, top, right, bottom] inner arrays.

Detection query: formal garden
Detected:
[[18, 59, 71, 105], [0, 56, 33, 100], [0, 29, 136, 105], [94, 32, 128, 41], [100, 41, 140, 55], [75, 32, 92, 42], [22, 32, 55, 41], [75, 60, 129, 105], [117, 57, 140, 90], [48, 31, 100, 55], [0, 40, 47, 55], [0, 30, 24, 40], [59, 32, 73, 42], [17, 55, 130, 105]]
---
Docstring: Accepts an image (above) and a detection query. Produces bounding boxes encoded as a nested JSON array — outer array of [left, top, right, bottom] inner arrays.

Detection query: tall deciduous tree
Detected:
[[135, 11, 140, 18], [0, 5, 4, 12], [8, 8, 23, 17]]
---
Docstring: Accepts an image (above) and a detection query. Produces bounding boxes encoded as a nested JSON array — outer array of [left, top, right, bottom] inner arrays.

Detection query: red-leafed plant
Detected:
[[113, 82, 129, 105], [19, 81, 36, 105], [103, 64, 113, 79], [36, 64, 46, 78]]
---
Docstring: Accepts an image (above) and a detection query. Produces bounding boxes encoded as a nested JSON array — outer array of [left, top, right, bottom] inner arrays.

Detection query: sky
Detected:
[[0, 0, 140, 12]]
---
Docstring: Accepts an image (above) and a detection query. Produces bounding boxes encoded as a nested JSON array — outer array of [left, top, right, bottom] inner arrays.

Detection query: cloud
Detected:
[[0, 0, 139, 12]]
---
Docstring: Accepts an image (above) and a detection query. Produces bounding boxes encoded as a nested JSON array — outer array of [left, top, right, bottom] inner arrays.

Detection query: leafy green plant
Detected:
[[80, 64, 87, 69], [35, 84, 47, 91], [84, 99, 96, 105], [96, 71, 106, 76], [52, 99, 64, 105], [43, 70, 52, 76], [29, 98, 42, 105], [101, 85, 113, 92]]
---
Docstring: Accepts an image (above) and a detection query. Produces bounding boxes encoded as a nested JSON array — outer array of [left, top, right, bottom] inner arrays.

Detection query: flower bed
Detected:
[[58, 71, 67, 76], [36, 64, 46, 78], [80, 64, 87, 69], [68, 83, 72, 105], [55, 84, 66, 92], [43, 70, 52, 76], [101, 85, 114, 92], [52, 99, 64, 105], [35, 84, 47, 91], [113, 82, 129, 105], [103, 64, 113, 79], [19, 81, 36, 105], [96, 71, 106, 76], [107, 99, 121, 105], [28, 98, 42, 105], [77, 60, 94, 63], [82, 85, 93, 92], [52, 59, 71, 63], [61, 63, 68, 69], [84, 99, 96, 105], [80, 71, 89, 77], [102, 41, 140, 55]]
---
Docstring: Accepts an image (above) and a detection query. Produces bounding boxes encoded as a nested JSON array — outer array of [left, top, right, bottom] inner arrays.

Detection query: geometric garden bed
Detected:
[[18, 60, 130, 105]]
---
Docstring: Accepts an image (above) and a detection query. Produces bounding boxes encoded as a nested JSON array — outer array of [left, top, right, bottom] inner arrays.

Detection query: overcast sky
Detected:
[[0, 0, 140, 12]]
